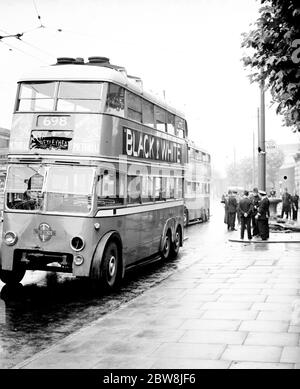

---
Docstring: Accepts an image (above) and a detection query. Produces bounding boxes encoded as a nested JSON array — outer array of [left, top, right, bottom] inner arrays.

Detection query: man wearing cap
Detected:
[[255, 190, 270, 240], [250, 187, 261, 237]]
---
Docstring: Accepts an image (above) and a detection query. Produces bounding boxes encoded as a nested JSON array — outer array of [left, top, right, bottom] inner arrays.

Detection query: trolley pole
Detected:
[[258, 79, 266, 191], [252, 126, 256, 188]]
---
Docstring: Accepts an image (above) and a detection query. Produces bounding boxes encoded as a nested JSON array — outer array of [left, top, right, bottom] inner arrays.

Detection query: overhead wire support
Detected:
[[32, 0, 45, 28]]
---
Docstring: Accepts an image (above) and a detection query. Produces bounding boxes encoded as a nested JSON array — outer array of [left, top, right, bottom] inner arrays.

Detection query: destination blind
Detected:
[[123, 128, 182, 163]]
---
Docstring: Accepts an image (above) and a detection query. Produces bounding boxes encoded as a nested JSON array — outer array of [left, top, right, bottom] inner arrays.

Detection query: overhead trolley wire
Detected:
[[19, 38, 56, 59], [0, 39, 48, 63]]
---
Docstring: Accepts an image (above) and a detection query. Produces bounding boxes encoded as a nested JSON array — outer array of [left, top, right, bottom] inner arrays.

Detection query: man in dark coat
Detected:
[[281, 188, 292, 219], [250, 187, 261, 237], [239, 190, 253, 240], [291, 192, 299, 221], [221, 193, 228, 225], [227, 190, 238, 231], [255, 190, 270, 240]]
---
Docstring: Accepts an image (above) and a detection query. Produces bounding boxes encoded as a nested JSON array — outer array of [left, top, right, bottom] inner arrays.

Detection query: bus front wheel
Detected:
[[0, 267, 26, 285], [100, 241, 121, 290]]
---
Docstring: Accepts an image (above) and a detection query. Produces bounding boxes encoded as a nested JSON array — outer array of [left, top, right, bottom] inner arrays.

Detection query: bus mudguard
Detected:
[[90, 231, 124, 280]]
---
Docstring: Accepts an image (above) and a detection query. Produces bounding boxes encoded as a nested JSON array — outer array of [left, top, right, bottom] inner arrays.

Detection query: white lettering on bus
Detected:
[[126, 129, 133, 156], [144, 135, 149, 158], [149, 137, 155, 159], [123, 127, 182, 163]]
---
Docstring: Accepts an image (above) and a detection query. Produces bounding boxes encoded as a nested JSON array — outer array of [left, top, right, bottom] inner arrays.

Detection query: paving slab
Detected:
[[12, 215, 300, 370]]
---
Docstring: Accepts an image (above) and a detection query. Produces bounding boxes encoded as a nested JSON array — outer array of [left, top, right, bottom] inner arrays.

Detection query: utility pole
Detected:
[[258, 78, 266, 191], [233, 146, 237, 186], [252, 122, 256, 188]]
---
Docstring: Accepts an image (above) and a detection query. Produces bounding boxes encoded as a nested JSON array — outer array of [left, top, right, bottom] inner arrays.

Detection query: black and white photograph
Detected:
[[0, 0, 300, 375]]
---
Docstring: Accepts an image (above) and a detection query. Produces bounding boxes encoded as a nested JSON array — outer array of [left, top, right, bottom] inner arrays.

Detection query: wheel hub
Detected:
[[108, 255, 116, 277]]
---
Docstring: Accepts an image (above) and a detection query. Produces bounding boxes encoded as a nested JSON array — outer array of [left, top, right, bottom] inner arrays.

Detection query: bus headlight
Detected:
[[74, 255, 84, 266], [4, 231, 18, 246], [70, 236, 85, 252]]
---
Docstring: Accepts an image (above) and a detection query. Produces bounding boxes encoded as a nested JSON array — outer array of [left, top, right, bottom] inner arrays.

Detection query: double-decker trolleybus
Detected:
[[0, 56, 187, 289], [183, 140, 211, 227]]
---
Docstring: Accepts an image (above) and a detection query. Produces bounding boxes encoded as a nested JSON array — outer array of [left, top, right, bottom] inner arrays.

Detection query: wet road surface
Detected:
[[0, 205, 220, 369]]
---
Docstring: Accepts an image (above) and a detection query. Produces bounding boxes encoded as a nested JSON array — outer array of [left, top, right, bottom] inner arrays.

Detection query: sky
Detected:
[[0, 0, 299, 176]]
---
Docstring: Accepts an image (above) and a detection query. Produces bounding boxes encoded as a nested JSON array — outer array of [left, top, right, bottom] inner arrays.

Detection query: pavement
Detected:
[[11, 209, 300, 370]]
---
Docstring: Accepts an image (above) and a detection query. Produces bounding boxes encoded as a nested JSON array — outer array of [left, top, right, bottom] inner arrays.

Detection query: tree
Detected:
[[241, 0, 300, 132], [226, 157, 256, 189], [266, 142, 285, 187]]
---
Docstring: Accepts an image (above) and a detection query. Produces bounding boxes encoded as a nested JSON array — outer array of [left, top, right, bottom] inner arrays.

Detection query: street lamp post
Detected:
[[258, 78, 266, 191]]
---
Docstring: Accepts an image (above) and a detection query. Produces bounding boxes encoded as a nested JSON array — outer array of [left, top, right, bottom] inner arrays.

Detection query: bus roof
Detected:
[[187, 139, 210, 156], [18, 63, 185, 118]]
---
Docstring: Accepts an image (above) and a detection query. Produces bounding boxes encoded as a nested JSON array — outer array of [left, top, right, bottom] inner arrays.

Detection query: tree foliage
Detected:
[[241, 0, 300, 132], [226, 157, 255, 189], [225, 142, 284, 190], [266, 143, 285, 187]]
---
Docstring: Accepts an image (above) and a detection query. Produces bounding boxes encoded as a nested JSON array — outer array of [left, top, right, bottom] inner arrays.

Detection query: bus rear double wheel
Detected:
[[161, 227, 182, 260], [170, 226, 182, 259], [183, 208, 189, 228]]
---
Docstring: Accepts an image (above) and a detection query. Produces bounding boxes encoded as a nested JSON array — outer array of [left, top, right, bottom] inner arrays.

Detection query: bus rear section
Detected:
[[184, 143, 211, 226]]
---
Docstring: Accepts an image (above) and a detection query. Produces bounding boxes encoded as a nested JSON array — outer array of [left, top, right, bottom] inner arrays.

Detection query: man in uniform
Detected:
[[255, 190, 270, 240], [250, 187, 261, 237]]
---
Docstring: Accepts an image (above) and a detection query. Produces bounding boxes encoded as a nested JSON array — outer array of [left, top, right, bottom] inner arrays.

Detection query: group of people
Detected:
[[222, 187, 299, 241], [222, 188, 275, 241], [281, 188, 299, 221]]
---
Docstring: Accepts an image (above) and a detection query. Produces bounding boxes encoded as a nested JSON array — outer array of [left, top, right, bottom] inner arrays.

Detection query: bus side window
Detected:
[[175, 116, 185, 138], [127, 91, 142, 123], [174, 177, 183, 199], [105, 83, 125, 116], [161, 177, 170, 200], [155, 106, 166, 132], [96, 170, 124, 207], [154, 176, 162, 201], [128, 175, 142, 204], [167, 113, 175, 135], [169, 177, 175, 199], [141, 175, 152, 202], [142, 100, 155, 128]]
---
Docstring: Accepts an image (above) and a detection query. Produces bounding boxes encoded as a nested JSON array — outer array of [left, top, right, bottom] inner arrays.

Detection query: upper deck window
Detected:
[[155, 106, 166, 132], [127, 91, 142, 123], [175, 116, 185, 138], [16, 81, 104, 113], [167, 112, 175, 135], [105, 83, 125, 116], [57, 82, 103, 112], [142, 100, 154, 128], [17, 82, 56, 112]]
